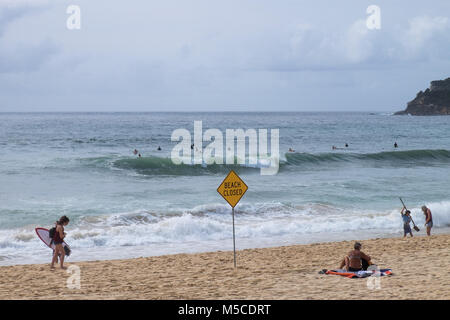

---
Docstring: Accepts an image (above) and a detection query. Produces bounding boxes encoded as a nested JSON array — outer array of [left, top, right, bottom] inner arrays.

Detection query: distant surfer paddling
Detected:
[[133, 149, 143, 157], [51, 216, 70, 270]]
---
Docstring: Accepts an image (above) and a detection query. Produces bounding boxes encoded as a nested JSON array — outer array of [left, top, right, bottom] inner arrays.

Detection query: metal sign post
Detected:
[[232, 207, 236, 268], [217, 170, 248, 268]]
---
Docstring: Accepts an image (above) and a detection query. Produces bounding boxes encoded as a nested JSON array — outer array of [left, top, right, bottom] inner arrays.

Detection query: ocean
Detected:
[[0, 112, 449, 265]]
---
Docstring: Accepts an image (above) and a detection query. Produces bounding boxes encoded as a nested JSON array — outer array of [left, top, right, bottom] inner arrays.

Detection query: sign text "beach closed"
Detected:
[[217, 171, 248, 208]]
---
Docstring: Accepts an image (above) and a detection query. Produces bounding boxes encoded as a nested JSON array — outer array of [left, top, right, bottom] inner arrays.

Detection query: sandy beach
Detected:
[[0, 234, 449, 300]]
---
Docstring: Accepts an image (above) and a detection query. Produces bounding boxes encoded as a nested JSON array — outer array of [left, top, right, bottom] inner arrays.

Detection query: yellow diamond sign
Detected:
[[217, 170, 248, 208]]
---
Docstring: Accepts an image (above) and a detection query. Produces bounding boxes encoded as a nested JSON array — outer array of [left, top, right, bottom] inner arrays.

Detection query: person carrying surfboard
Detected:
[[51, 216, 70, 270]]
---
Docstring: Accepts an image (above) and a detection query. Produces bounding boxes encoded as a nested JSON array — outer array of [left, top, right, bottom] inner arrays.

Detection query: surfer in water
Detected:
[[422, 205, 433, 236], [51, 216, 70, 270]]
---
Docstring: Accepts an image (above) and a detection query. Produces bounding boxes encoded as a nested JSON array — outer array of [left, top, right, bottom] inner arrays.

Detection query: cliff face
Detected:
[[395, 78, 450, 115]]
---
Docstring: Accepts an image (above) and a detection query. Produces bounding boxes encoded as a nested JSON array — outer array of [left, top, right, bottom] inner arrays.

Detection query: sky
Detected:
[[0, 0, 449, 112]]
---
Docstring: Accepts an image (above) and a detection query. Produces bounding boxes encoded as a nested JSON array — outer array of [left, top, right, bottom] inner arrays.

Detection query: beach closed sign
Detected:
[[217, 170, 248, 208]]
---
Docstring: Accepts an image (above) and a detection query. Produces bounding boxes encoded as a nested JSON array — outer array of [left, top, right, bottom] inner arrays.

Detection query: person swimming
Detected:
[[157, 146, 161, 151], [133, 149, 138, 155], [394, 142, 398, 148]]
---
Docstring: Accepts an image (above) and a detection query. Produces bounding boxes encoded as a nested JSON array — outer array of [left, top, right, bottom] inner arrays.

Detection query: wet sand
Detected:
[[0, 234, 449, 300]]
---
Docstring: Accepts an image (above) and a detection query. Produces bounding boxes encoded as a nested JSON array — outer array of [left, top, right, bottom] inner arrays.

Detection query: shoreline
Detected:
[[1, 233, 449, 300], [3, 227, 450, 267]]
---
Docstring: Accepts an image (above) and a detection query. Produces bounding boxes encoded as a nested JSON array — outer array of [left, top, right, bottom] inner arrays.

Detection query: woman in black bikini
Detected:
[[50, 216, 70, 270]]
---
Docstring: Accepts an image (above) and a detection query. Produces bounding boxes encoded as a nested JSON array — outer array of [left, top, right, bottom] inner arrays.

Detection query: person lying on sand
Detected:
[[338, 242, 372, 272], [401, 207, 413, 238]]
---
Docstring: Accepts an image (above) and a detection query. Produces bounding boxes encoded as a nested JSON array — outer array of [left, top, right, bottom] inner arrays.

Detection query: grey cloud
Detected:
[[0, 0, 449, 111], [0, 39, 59, 73], [0, 1, 49, 37], [243, 17, 450, 73], [0, 2, 58, 73]]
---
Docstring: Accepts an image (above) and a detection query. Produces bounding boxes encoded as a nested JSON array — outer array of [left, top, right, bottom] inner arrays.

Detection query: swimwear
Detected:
[[402, 215, 412, 233], [348, 267, 362, 272], [425, 210, 433, 228], [403, 224, 412, 233], [53, 225, 64, 245]]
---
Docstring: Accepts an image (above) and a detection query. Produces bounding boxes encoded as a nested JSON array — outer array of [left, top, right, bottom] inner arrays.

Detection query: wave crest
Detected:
[[285, 149, 450, 166]]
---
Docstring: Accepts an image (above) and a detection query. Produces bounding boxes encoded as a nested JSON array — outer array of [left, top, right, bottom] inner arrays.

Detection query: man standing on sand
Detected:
[[422, 205, 433, 236]]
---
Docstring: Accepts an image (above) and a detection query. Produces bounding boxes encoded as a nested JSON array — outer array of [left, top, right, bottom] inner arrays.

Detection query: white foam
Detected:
[[0, 201, 449, 265]]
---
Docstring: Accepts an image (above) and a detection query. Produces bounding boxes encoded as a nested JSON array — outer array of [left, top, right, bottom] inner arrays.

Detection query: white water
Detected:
[[1, 201, 449, 265]]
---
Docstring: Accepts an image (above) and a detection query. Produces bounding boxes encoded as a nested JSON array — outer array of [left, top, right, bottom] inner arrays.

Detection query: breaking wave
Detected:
[[2, 201, 449, 251], [109, 149, 450, 175]]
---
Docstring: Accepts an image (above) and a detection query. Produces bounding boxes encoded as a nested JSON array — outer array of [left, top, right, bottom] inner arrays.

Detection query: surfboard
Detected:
[[35, 227, 71, 256]]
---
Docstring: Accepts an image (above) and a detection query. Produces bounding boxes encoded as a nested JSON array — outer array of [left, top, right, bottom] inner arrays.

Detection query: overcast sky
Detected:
[[0, 0, 449, 112]]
